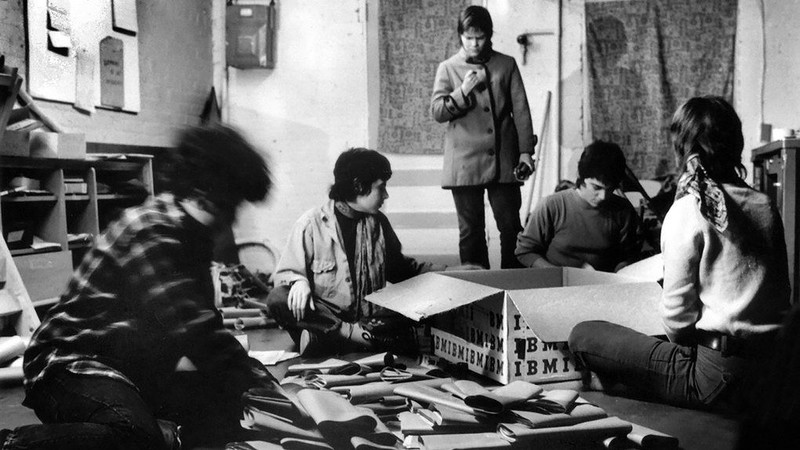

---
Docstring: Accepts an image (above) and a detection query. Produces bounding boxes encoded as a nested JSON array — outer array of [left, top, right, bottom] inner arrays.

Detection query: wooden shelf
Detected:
[[9, 247, 62, 257], [96, 193, 148, 201], [2, 194, 58, 203], [752, 138, 800, 304], [1, 154, 153, 308]]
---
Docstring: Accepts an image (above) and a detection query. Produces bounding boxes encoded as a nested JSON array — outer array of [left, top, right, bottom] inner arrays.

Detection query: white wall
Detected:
[[226, 0, 371, 248], [229, 0, 800, 252], [759, 0, 800, 135]]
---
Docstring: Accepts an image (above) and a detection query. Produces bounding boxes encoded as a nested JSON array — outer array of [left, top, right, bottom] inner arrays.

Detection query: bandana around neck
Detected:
[[675, 155, 728, 232], [334, 201, 386, 319]]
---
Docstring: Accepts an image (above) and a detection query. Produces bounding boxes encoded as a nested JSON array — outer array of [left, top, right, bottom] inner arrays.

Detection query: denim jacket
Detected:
[[273, 200, 445, 319]]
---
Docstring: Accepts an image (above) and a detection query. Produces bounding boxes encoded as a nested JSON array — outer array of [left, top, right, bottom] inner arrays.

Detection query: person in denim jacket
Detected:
[[267, 148, 476, 356]]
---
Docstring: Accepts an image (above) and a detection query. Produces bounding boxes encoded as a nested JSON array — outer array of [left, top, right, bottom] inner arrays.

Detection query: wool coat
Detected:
[[431, 48, 535, 188]]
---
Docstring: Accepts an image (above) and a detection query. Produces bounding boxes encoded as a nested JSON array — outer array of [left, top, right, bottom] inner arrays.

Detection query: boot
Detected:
[[156, 419, 182, 450], [339, 321, 419, 356]]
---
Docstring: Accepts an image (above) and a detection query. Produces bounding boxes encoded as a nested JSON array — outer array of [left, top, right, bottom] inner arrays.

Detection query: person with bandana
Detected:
[[431, 5, 536, 270], [266, 148, 475, 356], [567, 96, 791, 410]]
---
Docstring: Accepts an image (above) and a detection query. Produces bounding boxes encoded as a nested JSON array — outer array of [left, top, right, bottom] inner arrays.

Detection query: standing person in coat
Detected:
[[431, 5, 537, 269]]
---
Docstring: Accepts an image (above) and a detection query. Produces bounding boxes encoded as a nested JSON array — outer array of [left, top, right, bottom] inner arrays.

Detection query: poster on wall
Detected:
[[27, 0, 141, 113]]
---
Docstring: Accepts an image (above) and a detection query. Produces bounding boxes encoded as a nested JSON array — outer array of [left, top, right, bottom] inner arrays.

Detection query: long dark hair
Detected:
[[670, 96, 745, 182]]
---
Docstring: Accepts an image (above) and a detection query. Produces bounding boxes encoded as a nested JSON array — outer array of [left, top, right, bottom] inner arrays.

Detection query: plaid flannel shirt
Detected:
[[23, 193, 272, 392]]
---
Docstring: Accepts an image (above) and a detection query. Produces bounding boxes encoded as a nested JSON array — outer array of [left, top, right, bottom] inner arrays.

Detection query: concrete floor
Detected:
[[0, 326, 741, 450]]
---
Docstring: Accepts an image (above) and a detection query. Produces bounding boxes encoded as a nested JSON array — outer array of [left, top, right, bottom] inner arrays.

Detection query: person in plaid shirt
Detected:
[[1, 124, 275, 450]]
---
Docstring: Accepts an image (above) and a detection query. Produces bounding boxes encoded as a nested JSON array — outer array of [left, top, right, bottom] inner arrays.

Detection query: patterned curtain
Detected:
[[379, 0, 471, 155], [586, 0, 737, 179]]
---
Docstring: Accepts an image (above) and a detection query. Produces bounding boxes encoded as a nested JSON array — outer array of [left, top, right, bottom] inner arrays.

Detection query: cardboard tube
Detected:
[[219, 307, 264, 318], [0, 336, 27, 365], [0, 366, 24, 385], [224, 317, 272, 329]]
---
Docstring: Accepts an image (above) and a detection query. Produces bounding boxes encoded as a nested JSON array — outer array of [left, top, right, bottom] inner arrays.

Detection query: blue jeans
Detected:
[[568, 321, 757, 409], [451, 184, 524, 269], [4, 368, 262, 450]]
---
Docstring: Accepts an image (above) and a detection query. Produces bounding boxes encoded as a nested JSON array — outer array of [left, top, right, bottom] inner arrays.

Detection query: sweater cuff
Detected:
[[444, 88, 472, 114]]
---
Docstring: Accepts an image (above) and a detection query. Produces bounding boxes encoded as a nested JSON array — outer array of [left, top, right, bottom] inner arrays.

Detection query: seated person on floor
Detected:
[[267, 148, 476, 357], [568, 96, 791, 410], [515, 140, 641, 272], [1, 124, 278, 450]]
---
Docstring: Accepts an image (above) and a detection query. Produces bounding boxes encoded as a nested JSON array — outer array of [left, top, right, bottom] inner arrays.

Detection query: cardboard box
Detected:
[[14, 251, 73, 303], [0, 130, 86, 159], [0, 130, 33, 156], [29, 131, 86, 159], [366, 268, 664, 384]]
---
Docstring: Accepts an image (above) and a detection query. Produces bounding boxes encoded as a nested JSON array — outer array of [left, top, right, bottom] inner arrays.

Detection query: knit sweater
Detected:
[[660, 184, 790, 343], [515, 189, 639, 272]]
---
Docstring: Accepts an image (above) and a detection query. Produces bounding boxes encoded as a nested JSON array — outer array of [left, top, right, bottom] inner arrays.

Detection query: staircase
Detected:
[[383, 154, 502, 269]]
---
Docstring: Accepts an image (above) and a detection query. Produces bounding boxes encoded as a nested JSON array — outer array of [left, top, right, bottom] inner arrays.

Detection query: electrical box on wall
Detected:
[[226, 2, 275, 69]]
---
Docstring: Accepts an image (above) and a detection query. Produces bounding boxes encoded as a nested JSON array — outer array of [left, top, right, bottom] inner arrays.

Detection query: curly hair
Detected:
[[160, 123, 272, 205], [329, 148, 392, 201]]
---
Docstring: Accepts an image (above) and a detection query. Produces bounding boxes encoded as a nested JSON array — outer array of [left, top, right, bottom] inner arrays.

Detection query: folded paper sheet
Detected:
[[249, 350, 300, 366], [462, 380, 544, 414], [498, 416, 633, 446], [241, 406, 324, 441], [393, 383, 476, 415], [279, 438, 333, 450], [420, 431, 512, 449], [426, 404, 501, 427], [398, 410, 496, 435], [512, 402, 608, 428], [604, 421, 679, 449], [225, 440, 284, 450], [334, 377, 454, 404], [286, 358, 350, 375], [297, 389, 378, 433], [306, 372, 382, 389], [521, 389, 580, 414]]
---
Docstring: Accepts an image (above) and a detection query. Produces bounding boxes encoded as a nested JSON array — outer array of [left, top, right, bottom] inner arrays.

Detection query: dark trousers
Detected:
[[265, 285, 416, 352], [265, 285, 343, 344], [4, 368, 262, 450], [451, 184, 524, 269], [568, 320, 755, 410]]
